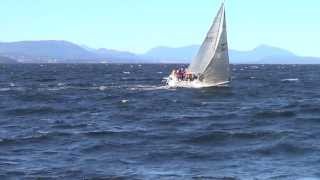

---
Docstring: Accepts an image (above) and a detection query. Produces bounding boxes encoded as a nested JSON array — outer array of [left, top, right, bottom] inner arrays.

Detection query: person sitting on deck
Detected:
[[170, 67, 205, 82], [176, 68, 184, 81], [185, 70, 193, 81]]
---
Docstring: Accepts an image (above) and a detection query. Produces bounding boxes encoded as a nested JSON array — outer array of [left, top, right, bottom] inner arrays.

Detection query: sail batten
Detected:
[[188, 3, 230, 85]]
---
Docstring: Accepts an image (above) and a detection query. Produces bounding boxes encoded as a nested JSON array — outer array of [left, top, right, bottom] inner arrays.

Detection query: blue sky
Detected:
[[1, 0, 319, 56]]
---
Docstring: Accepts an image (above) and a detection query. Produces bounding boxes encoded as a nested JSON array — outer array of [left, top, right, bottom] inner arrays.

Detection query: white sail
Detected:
[[188, 3, 230, 85]]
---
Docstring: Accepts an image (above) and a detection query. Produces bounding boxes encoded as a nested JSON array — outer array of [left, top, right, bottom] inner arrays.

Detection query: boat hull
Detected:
[[166, 75, 229, 88]]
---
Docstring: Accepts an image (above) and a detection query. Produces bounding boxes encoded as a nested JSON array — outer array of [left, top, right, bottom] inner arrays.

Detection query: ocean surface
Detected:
[[1, 64, 320, 180]]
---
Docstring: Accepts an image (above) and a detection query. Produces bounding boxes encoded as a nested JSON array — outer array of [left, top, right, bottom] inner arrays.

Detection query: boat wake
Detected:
[[128, 85, 172, 91]]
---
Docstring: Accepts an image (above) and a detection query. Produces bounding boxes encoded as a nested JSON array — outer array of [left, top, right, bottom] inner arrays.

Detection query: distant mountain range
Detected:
[[0, 41, 142, 63], [0, 40, 319, 64], [145, 45, 320, 64], [0, 56, 17, 63]]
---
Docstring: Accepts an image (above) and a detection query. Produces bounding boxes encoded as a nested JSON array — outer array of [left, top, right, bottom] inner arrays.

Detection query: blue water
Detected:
[[1, 64, 320, 179]]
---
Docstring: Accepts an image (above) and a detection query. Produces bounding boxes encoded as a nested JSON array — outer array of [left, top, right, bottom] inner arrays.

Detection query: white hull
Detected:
[[166, 75, 229, 88]]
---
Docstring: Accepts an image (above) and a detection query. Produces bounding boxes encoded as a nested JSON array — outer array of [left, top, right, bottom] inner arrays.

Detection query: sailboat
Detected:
[[167, 2, 230, 88]]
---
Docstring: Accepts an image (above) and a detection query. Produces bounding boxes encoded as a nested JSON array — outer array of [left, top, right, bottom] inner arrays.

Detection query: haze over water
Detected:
[[1, 64, 320, 179]]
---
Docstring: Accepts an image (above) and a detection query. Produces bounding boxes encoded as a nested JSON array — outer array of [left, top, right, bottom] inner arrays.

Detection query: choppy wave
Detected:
[[184, 130, 286, 145], [254, 141, 315, 156], [254, 109, 297, 118], [1, 64, 320, 179], [0, 132, 72, 146]]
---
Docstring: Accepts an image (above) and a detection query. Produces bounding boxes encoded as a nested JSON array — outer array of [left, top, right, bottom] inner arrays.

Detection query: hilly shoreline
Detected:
[[0, 41, 319, 64]]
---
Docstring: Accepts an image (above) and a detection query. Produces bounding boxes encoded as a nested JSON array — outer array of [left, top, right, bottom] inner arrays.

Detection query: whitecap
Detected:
[[37, 130, 50, 134], [250, 65, 259, 69], [57, 83, 65, 86], [98, 86, 107, 91], [86, 85, 113, 91], [0, 88, 10, 92], [281, 78, 299, 82], [201, 102, 208, 105], [47, 87, 67, 91], [121, 99, 129, 103], [9, 83, 15, 87], [123, 71, 130, 74]]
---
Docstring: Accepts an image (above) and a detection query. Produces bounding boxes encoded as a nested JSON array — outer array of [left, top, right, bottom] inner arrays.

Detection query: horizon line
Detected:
[[0, 39, 310, 57]]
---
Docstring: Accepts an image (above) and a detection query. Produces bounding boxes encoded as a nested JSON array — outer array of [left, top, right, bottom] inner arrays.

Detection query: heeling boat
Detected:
[[167, 2, 230, 88]]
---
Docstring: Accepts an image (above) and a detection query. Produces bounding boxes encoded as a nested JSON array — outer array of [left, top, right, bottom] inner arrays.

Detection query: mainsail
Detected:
[[188, 3, 230, 85]]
